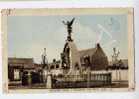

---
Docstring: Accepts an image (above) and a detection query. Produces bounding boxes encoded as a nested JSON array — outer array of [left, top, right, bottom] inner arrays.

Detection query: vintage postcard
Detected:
[[1, 8, 135, 93]]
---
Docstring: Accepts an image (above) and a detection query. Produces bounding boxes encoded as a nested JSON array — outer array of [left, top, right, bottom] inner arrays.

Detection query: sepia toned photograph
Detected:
[[1, 8, 135, 93]]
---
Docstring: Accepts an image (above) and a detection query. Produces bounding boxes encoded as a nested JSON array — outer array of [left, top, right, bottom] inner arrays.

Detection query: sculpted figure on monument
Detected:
[[62, 18, 75, 41]]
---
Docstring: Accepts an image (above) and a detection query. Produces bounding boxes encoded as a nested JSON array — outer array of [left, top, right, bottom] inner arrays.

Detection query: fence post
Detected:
[[87, 68, 91, 88]]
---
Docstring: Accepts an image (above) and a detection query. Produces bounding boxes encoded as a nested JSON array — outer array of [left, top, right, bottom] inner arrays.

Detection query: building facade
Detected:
[[79, 43, 108, 70], [8, 58, 34, 82]]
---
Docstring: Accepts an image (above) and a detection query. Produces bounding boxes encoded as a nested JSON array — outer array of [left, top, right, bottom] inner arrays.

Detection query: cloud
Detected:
[[8, 16, 127, 63], [97, 24, 113, 39], [9, 21, 117, 63], [73, 21, 98, 49]]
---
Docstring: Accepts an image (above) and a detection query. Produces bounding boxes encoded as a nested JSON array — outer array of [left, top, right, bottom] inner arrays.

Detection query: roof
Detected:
[[78, 48, 97, 58], [8, 57, 33, 64], [8, 57, 34, 68], [78, 43, 107, 60]]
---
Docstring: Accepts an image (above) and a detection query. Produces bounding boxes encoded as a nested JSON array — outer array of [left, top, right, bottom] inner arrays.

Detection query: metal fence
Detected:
[[52, 73, 112, 88]]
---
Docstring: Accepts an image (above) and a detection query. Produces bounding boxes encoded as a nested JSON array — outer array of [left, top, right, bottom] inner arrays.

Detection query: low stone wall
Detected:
[[91, 70, 128, 82], [110, 70, 128, 81], [52, 72, 112, 88]]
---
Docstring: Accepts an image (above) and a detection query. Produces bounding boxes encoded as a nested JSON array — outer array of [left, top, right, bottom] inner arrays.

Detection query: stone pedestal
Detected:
[[68, 42, 81, 74]]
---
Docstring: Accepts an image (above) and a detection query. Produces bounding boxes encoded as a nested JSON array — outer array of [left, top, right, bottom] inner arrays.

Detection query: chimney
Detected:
[[96, 43, 101, 48]]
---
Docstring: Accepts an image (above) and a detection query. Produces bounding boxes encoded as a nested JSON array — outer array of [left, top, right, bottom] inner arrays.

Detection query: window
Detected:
[[56, 64, 59, 68], [51, 65, 54, 69], [83, 55, 91, 67]]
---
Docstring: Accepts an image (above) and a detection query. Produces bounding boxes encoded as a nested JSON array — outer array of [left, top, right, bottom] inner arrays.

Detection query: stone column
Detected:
[[46, 73, 52, 89], [28, 71, 32, 87]]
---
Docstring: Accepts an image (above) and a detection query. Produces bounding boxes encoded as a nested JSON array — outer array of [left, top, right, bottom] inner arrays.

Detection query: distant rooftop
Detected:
[[8, 57, 34, 64]]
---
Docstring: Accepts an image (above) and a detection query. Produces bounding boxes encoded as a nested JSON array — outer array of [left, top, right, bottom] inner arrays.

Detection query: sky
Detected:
[[8, 15, 128, 63]]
